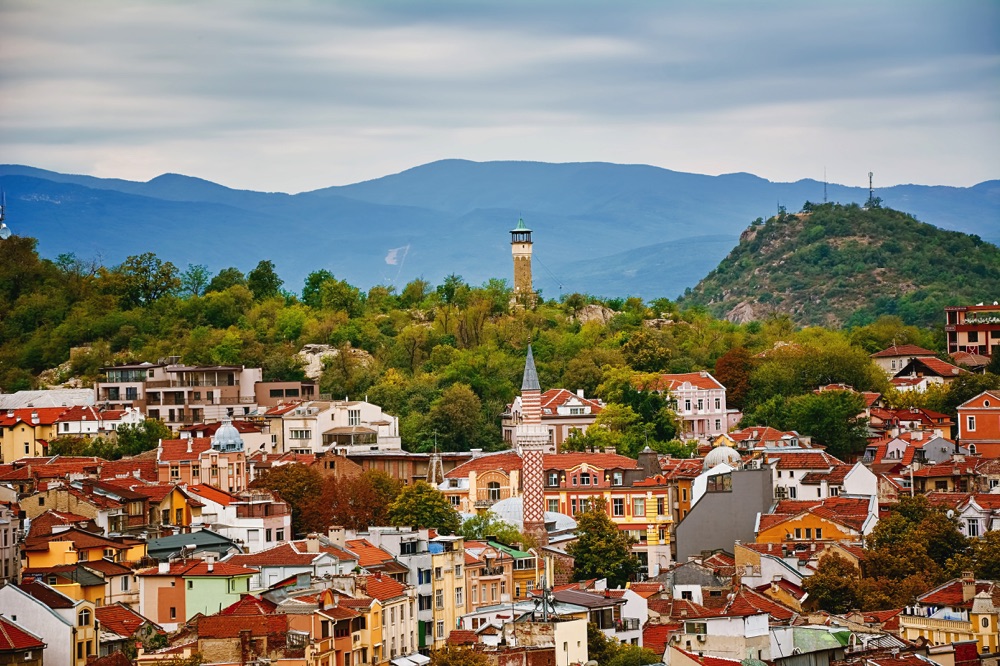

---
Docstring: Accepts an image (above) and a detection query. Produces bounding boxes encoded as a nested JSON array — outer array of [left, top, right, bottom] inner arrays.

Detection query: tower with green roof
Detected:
[[510, 218, 536, 305]]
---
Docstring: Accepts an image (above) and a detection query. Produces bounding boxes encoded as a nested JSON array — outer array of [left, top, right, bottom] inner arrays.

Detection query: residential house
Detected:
[[463, 540, 515, 613], [136, 556, 257, 630], [926, 492, 1000, 538], [895, 358, 968, 387], [254, 378, 318, 407], [178, 418, 270, 453], [364, 572, 417, 662], [263, 399, 402, 455], [343, 537, 411, 582], [722, 427, 808, 453], [156, 419, 249, 492], [946, 304, 1000, 357], [899, 573, 1000, 653], [226, 534, 358, 590], [100, 479, 204, 534], [22, 527, 137, 569], [0, 615, 45, 665], [957, 391, 1000, 458], [0, 500, 22, 586], [184, 484, 291, 552], [754, 496, 878, 544], [0, 580, 98, 666], [95, 602, 165, 656], [144, 528, 241, 561], [97, 360, 263, 428], [762, 449, 872, 501], [651, 372, 730, 442], [870, 345, 940, 377], [0, 408, 64, 463], [910, 457, 981, 494], [501, 388, 604, 452]]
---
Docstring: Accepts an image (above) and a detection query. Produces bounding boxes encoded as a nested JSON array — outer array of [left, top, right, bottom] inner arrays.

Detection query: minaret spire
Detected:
[[515, 344, 549, 548]]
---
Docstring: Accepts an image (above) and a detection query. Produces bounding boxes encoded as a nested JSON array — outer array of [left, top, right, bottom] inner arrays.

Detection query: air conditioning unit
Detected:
[[697, 634, 706, 642]]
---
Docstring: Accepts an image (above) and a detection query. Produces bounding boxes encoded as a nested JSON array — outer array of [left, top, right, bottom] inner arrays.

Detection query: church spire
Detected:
[[521, 344, 540, 391]]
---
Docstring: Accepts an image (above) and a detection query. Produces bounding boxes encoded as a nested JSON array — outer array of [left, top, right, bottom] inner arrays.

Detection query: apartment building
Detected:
[[946, 303, 1000, 357], [652, 371, 729, 442], [264, 399, 401, 455]]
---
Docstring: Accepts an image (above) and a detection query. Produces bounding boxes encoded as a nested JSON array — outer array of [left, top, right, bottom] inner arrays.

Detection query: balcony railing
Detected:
[[474, 488, 511, 508], [146, 379, 237, 388], [616, 618, 641, 632], [480, 566, 505, 577]]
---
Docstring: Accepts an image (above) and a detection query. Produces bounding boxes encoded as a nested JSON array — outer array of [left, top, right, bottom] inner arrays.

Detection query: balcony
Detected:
[[473, 487, 511, 508], [616, 618, 641, 632], [480, 566, 505, 577]]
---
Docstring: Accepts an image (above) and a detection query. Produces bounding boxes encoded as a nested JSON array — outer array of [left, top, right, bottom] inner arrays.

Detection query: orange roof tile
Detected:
[[871, 344, 938, 358], [651, 372, 725, 392], [158, 438, 212, 462], [0, 616, 45, 651], [363, 573, 408, 602], [96, 603, 163, 638]]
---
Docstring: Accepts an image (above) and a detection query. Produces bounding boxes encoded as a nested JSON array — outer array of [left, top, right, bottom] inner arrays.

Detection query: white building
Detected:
[[264, 399, 401, 455], [653, 372, 729, 442], [184, 485, 292, 553]]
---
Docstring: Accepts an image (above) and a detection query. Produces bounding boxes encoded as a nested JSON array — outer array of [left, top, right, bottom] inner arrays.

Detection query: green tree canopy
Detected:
[[459, 513, 523, 545], [388, 481, 461, 534], [567, 497, 640, 588], [247, 260, 284, 300]]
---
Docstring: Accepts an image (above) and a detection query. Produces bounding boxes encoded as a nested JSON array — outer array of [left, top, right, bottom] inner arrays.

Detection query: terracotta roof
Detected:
[[363, 573, 408, 602], [23, 527, 130, 553], [547, 452, 638, 471], [0, 616, 45, 651], [447, 628, 479, 645], [698, 585, 796, 620], [643, 622, 681, 657], [198, 614, 288, 639], [539, 388, 604, 416], [671, 647, 743, 666], [158, 437, 212, 462], [219, 594, 278, 615], [911, 458, 980, 478], [99, 457, 158, 481], [652, 371, 725, 392], [898, 357, 967, 378], [760, 497, 872, 533], [659, 458, 704, 479], [766, 450, 844, 470], [83, 559, 134, 577], [344, 538, 398, 567], [185, 484, 237, 506], [800, 465, 852, 485], [17, 580, 76, 608], [137, 559, 257, 578], [95, 603, 163, 638], [229, 540, 355, 567], [628, 582, 666, 599], [918, 578, 994, 609], [0, 407, 66, 427], [871, 344, 938, 358]]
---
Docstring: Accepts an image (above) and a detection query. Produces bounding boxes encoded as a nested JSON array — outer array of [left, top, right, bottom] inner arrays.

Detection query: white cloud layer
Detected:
[[0, 0, 997, 192]]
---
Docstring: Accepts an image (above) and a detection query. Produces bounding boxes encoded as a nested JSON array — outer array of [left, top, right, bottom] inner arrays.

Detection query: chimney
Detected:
[[186, 439, 192, 454], [306, 533, 320, 553], [206, 555, 214, 573], [577, 389, 585, 398], [158, 562, 170, 574], [31, 411, 39, 424], [963, 571, 976, 602], [333, 592, 339, 607], [327, 526, 345, 548]]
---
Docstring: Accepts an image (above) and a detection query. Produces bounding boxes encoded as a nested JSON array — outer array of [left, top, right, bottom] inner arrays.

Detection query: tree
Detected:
[[302, 269, 334, 308], [429, 383, 485, 452], [247, 260, 284, 300], [323, 470, 402, 531], [785, 390, 868, 460], [460, 513, 523, 545], [105, 252, 181, 308], [251, 464, 326, 535], [714, 346, 754, 410], [388, 481, 461, 534], [567, 498, 640, 587], [803, 553, 862, 613], [430, 647, 490, 666], [116, 419, 173, 457], [180, 263, 211, 297], [607, 645, 663, 666], [206, 267, 247, 293]]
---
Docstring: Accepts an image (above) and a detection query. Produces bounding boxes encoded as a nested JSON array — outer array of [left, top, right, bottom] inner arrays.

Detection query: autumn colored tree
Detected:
[[430, 647, 490, 666], [567, 498, 640, 588], [802, 553, 862, 613], [251, 464, 326, 535], [714, 346, 754, 409], [388, 481, 461, 534], [323, 470, 402, 531]]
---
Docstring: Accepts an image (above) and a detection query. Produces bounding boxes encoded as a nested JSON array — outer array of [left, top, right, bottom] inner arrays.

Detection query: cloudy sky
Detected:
[[1, 1, 997, 193]]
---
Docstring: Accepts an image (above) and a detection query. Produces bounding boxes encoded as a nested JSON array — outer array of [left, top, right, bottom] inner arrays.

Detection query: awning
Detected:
[[408, 654, 431, 666], [391, 659, 415, 666]]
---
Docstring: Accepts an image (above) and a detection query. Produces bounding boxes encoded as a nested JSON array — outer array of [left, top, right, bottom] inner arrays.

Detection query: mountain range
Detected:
[[1, 160, 997, 300]]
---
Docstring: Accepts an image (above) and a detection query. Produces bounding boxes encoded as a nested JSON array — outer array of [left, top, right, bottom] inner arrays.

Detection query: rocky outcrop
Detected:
[[574, 304, 616, 325], [297, 344, 373, 380]]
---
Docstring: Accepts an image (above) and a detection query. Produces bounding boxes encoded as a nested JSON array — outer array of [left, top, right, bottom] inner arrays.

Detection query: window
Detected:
[[170, 607, 177, 620], [187, 580, 193, 589], [830, 487, 839, 496], [488, 481, 501, 501], [547, 472, 560, 486], [170, 465, 180, 480], [815, 528, 822, 539], [121, 576, 130, 591], [795, 528, 802, 540], [418, 569, 431, 585], [434, 567, 443, 580], [401, 541, 418, 555], [472, 586, 478, 604], [436, 621, 445, 639], [125, 387, 138, 401], [456, 587, 464, 605], [455, 564, 462, 577], [706, 474, 732, 493], [789, 486, 797, 499], [684, 399, 691, 411], [681, 590, 693, 600], [715, 419, 721, 430], [968, 416, 977, 431], [805, 528, 812, 539], [38, 497, 44, 507], [348, 409, 361, 426], [657, 497, 665, 515], [697, 399, 704, 410], [681, 488, 688, 501], [632, 497, 645, 517], [266, 529, 273, 542], [548, 499, 559, 513], [276, 529, 284, 541], [24, 443, 29, 455], [571, 499, 577, 514], [613, 498, 625, 516], [969, 331, 980, 342], [418, 595, 431, 611], [290, 429, 311, 439], [581, 474, 590, 486], [968, 519, 981, 537], [612, 472, 623, 486], [715, 398, 721, 410], [569, 407, 584, 415], [685, 621, 708, 635], [192, 466, 200, 478], [269, 389, 283, 398], [435, 590, 444, 609]]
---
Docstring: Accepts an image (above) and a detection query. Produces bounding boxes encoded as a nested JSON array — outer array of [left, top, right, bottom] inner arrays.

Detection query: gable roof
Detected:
[[897, 357, 967, 378], [766, 450, 845, 470], [0, 615, 45, 651], [95, 602, 163, 639], [363, 573, 408, 602], [871, 344, 938, 358], [158, 438, 212, 462], [652, 372, 725, 392], [539, 388, 603, 415], [136, 559, 257, 578]]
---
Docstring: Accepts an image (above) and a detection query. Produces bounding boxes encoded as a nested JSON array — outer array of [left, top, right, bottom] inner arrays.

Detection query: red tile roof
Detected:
[[919, 579, 994, 609], [363, 573, 408, 602], [445, 450, 638, 478], [158, 438, 212, 462], [0, 407, 67, 427], [447, 628, 479, 645], [900, 357, 967, 378], [345, 538, 398, 567], [228, 540, 355, 567], [17, 580, 76, 608], [219, 594, 278, 615], [0, 615, 45, 651], [628, 582, 666, 599], [766, 451, 844, 469], [137, 559, 258, 578], [99, 457, 158, 481], [643, 622, 680, 657], [672, 647, 743, 666], [652, 371, 725, 392], [198, 614, 288, 639], [95, 603, 163, 638], [871, 344, 938, 358], [539, 388, 604, 416], [23, 527, 130, 553], [185, 484, 237, 506]]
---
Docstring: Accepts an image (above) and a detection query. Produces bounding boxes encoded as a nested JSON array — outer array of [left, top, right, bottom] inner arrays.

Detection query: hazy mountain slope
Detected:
[[681, 203, 1000, 328], [1, 161, 996, 300]]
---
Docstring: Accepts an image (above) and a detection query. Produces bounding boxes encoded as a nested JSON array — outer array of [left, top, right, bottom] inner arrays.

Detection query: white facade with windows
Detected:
[[267, 400, 401, 455]]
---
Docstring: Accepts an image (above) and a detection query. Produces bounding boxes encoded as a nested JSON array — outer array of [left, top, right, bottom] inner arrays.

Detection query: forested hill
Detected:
[[680, 203, 1000, 328]]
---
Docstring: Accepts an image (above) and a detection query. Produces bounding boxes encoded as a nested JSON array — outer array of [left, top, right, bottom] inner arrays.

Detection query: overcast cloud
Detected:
[[1, 0, 997, 192]]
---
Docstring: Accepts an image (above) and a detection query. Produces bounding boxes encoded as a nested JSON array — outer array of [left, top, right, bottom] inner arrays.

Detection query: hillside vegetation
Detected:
[[681, 203, 1000, 328]]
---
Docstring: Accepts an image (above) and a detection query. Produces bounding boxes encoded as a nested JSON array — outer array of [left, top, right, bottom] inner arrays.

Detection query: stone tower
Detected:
[[516, 345, 549, 547], [510, 218, 536, 305]]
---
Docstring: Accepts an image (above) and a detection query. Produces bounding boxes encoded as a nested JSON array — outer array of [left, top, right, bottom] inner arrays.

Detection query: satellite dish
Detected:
[[946, 509, 955, 519], [0, 224, 10, 240]]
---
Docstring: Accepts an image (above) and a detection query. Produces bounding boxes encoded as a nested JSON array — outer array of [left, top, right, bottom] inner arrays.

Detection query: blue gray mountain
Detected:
[[1, 160, 996, 300]]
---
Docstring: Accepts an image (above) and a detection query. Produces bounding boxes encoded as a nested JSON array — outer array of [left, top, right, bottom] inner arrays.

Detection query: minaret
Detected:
[[516, 345, 549, 547], [510, 218, 536, 306]]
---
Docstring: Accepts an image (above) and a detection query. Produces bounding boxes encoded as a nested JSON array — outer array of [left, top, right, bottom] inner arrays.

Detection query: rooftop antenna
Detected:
[[823, 167, 828, 203], [868, 171, 874, 203], [0, 191, 10, 240]]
